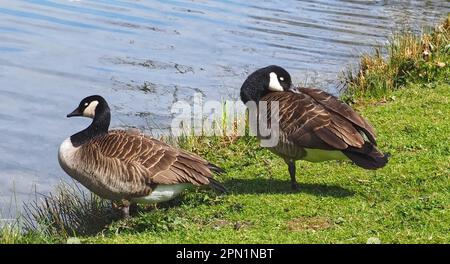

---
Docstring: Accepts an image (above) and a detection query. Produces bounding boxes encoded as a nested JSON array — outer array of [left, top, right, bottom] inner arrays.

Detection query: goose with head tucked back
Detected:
[[240, 65, 389, 190], [58, 95, 226, 217]]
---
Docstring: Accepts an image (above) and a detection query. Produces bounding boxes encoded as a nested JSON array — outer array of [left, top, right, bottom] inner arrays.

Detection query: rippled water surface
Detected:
[[0, 0, 448, 215]]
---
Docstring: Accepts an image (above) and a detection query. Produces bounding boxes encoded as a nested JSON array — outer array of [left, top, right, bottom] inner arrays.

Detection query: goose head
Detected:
[[67, 95, 111, 146], [67, 95, 109, 119], [240, 65, 292, 103]]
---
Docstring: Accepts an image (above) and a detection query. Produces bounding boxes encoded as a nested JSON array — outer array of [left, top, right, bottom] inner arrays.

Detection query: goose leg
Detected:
[[121, 200, 131, 219], [129, 202, 138, 215], [286, 159, 299, 190]]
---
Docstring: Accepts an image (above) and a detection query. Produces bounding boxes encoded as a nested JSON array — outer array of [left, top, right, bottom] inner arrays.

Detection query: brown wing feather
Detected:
[[262, 91, 368, 150], [84, 130, 223, 197], [298, 88, 377, 143]]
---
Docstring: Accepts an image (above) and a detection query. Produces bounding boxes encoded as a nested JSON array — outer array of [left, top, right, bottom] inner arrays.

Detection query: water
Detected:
[[0, 0, 448, 216]]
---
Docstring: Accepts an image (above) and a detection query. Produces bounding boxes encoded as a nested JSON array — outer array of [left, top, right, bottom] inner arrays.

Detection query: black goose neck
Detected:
[[240, 67, 274, 104], [70, 105, 110, 147], [240, 78, 268, 104]]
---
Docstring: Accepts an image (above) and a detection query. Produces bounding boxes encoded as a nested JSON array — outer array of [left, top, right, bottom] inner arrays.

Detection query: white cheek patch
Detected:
[[269, 72, 284, 92], [83, 100, 99, 118]]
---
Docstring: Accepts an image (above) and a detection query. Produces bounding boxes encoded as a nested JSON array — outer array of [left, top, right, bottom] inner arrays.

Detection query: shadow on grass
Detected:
[[224, 178, 354, 198]]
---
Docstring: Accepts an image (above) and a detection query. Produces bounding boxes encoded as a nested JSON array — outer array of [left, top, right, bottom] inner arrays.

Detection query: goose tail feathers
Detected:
[[343, 142, 389, 170]]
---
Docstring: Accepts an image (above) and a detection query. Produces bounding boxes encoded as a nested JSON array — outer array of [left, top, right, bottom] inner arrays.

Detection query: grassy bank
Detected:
[[1, 18, 449, 244], [87, 82, 449, 243]]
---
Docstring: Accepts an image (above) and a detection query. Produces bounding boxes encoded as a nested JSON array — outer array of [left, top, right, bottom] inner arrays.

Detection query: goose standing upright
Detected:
[[58, 95, 226, 217], [240, 65, 389, 190]]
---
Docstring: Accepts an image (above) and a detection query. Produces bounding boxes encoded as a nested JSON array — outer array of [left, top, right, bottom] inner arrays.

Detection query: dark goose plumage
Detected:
[[240, 65, 389, 189], [59, 95, 226, 216]]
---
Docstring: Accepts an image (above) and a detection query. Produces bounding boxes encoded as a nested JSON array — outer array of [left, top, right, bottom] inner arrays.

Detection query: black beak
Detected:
[[67, 108, 82, 118]]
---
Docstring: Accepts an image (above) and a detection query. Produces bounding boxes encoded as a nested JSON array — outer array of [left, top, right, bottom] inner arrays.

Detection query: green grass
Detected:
[[21, 183, 120, 238], [341, 15, 449, 102], [0, 224, 54, 244], [77, 82, 448, 244]]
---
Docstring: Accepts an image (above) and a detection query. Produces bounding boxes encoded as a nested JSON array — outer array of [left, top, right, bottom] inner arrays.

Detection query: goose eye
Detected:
[[84, 102, 89, 107], [279, 77, 285, 82]]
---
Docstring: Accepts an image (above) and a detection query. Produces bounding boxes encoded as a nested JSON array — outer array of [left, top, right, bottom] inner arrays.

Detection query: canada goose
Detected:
[[240, 65, 389, 190], [58, 95, 226, 217]]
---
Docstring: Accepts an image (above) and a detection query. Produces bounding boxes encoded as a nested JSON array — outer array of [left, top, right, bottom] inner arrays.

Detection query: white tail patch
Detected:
[[268, 72, 284, 92], [132, 184, 192, 204], [83, 100, 99, 118]]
